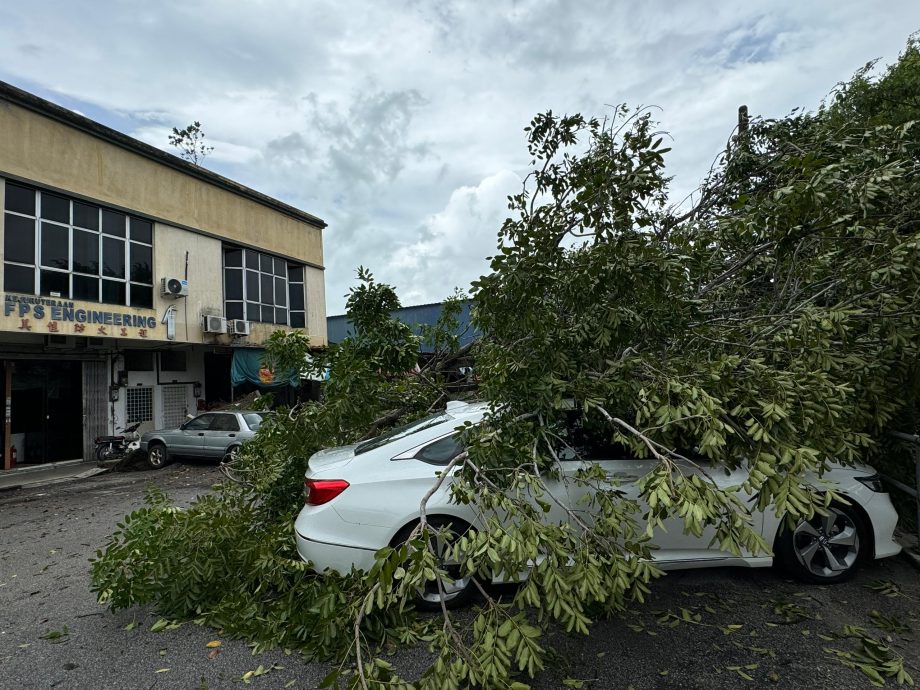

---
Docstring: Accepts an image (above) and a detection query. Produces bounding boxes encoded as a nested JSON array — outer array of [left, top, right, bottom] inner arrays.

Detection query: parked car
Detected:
[[294, 401, 901, 608], [140, 410, 268, 469]]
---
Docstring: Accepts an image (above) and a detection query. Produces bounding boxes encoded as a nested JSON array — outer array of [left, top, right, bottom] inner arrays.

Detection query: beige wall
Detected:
[[0, 100, 324, 267], [0, 100, 329, 348]]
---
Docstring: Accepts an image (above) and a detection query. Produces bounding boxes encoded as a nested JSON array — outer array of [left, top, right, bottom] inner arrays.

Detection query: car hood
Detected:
[[307, 444, 360, 474]]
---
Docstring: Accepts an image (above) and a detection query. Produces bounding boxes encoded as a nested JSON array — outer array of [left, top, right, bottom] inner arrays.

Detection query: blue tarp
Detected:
[[231, 348, 299, 389]]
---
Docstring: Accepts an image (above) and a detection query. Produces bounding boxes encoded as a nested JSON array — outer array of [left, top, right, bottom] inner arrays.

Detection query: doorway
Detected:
[[10, 360, 84, 464]]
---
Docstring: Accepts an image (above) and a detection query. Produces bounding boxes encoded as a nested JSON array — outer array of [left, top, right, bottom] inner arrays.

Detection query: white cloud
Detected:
[[0, 1, 917, 311]]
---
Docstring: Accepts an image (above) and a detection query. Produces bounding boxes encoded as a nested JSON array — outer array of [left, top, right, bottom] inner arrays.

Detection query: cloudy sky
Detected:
[[1, 2, 917, 313]]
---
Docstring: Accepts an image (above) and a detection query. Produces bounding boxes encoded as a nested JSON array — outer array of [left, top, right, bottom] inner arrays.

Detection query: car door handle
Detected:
[[228, 434, 236, 438], [198, 432, 205, 436]]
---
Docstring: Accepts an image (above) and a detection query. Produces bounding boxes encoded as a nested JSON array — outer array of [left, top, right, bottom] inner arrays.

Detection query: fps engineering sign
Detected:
[[2, 293, 158, 340]]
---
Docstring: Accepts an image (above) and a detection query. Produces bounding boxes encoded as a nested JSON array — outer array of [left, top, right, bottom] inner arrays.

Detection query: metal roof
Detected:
[[327, 300, 478, 353]]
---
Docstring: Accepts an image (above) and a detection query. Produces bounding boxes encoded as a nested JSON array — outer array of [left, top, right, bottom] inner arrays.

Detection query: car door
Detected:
[[577, 448, 761, 563], [200, 413, 241, 458], [171, 414, 214, 456]]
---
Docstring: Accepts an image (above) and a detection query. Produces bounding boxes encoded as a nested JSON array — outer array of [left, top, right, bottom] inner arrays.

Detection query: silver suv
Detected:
[[139, 410, 268, 469]]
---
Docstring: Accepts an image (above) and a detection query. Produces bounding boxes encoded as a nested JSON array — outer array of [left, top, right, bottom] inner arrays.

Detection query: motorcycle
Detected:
[[94, 422, 142, 462]]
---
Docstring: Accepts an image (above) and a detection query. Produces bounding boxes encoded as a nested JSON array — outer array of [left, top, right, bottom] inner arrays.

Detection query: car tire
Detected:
[[391, 516, 475, 611], [147, 443, 170, 470], [224, 445, 242, 463], [776, 502, 869, 584]]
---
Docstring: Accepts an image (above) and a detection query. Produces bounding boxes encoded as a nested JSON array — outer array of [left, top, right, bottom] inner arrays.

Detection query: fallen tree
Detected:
[[92, 37, 920, 689]]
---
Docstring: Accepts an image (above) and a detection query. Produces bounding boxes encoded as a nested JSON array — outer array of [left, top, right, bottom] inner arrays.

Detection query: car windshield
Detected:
[[354, 413, 449, 455], [242, 413, 268, 430]]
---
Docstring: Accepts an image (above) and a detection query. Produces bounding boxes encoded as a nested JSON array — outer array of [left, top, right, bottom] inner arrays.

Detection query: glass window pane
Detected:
[[42, 193, 70, 223], [290, 312, 305, 328], [73, 229, 99, 274], [245, 270, 259, 301], [289, 283, 304, 310], [274, 257, 286, 276], [73, 201, 99, 230], [274, 307, 287, 324], [226, 301, 244, 320], [130, 283, 153, 309], [274, 277, 286, 306], [245, 250, 259, 269], [4, 182, 35, 215], [4, 213, 35, 264], [224, 247, 243, 267], [101, 209, 127, 237], [73, 275, 99, 301], [102, 236, 125, 278], [102, 279, 126, 305], [129, 217, 152, 243], [225, 268, 243, 300], [40, 270, 69, 298], [246, 301, 259, 321], [129, 243, 152, 284], [184, 414, 213, 431], [40, 222, 69, 270], [260, 273, 273, 304], [261, 305, 274, 323], [287, 265, 304, 283], [4, 263, 34, 294], [260, 253, 273, 272]]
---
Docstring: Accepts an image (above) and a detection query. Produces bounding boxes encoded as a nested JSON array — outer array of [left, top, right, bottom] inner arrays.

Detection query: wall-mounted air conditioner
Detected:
[[202, 315, 227, 334], [229, 320, 251, 336], [160, 277, 189, 298]]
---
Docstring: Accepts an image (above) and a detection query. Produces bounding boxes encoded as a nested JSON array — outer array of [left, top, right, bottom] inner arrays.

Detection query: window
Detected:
[[210, 414, 240, 432], [223, 246, 306, 325], [2, 180, 154, 306], [414, 434, 463, 465], [183, 414, 214, 431], [242, 412, 268, 430], [125, 387, 154, 424]]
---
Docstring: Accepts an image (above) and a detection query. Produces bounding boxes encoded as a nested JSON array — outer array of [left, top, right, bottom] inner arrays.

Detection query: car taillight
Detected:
[[304, 478, 349, 505]]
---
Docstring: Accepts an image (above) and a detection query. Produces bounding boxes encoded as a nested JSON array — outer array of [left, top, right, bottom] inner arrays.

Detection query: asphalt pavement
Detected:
[[1, 464, 917, 689]]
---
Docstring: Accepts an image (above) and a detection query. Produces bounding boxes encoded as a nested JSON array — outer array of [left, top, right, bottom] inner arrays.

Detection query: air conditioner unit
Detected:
[[160, 277, 189, 298], [202, 315, 227, 334], [228, 319, 251, 336]]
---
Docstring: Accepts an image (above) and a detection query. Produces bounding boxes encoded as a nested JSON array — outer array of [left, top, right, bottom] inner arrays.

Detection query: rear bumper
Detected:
[[294, 530, 378, 575]]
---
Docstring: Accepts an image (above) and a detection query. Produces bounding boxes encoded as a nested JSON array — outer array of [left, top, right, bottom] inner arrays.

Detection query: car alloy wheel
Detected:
[[392, 517, 475, 610], [148, 445, 168, 469], [790, 506, 861, 579]]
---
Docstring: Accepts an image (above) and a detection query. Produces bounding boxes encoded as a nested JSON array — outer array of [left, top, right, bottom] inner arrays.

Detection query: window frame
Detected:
[[223, 246, 305, 326], [3, 181, 154, 306]]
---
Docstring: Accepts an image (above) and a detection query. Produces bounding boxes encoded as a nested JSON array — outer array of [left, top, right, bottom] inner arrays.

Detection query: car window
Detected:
[[210, 414, 240, 432], [355, 413, 449, 455], [183, 414, 214, 431], [413, 434, 463, 466], [561, 411, 643, 461], [242, 413, 267, 430]]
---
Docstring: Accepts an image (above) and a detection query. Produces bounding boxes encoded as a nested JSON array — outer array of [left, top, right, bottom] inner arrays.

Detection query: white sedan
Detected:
[[294, 401, 901, 607]]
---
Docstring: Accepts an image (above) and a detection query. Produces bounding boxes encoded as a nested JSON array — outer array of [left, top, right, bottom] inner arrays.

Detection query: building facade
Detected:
[[0, 81, 326, 470]]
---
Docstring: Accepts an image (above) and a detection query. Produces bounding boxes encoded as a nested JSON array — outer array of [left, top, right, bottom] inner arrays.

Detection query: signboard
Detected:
[[2, 293, 158, 340]]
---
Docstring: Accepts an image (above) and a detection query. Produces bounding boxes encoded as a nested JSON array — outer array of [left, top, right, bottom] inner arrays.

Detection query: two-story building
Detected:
[[0, 81, 327, 470]]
